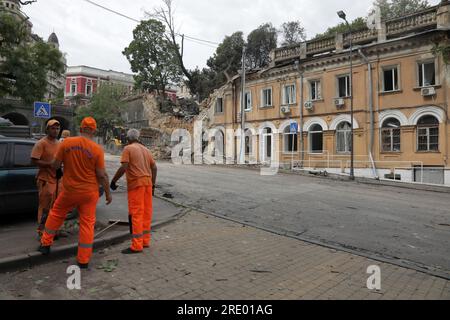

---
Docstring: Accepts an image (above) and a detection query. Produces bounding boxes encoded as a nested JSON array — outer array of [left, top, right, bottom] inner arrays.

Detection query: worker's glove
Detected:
[[152, 185, 156, 196], [56, 168, 63, 180], [110, 181, 118, 191]]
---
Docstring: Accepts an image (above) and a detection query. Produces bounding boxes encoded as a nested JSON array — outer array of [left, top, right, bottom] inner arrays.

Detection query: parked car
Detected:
[[0, 137, 39, 215]]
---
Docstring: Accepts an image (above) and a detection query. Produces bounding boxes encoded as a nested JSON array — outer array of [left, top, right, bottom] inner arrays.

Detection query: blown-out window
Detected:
[[309, 124, 323, 153]]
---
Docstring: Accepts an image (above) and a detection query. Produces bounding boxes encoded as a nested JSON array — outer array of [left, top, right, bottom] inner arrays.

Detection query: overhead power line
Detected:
[[82, 0, 219, 47], [83, 0, 139, 23]]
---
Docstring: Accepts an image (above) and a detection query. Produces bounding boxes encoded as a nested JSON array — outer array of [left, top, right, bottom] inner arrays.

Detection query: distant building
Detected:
[[64, 65, 135, 106], [0, 0, 32, 33], [45, 32, 67, 101]]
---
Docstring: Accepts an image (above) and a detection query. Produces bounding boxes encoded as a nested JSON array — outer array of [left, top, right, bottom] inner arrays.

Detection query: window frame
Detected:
[[283, 126, 298, 153], [0, 143, 9, 169], [85, 79, 93, 96], [282, 84, 296, 105], [215, 97, 224, 114], [241, 90, 252, 112], [70, 78, 77, 95], [381, 65, 400, 93], [417, 116, 439, 152], [417, 60, 437, 88], [337, 74, 350, 98], [381, 118, 401, 153], [261, 87, 273, 108], [309, 124, 323, 154], [336, 122, 352, 154], [309, 79, 322, 101]]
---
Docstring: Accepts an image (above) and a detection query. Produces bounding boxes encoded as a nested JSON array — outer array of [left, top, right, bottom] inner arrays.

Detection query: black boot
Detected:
[[38, 245, 51, 255], [121, 248, 142, 255], [78, 262, 89, 269]]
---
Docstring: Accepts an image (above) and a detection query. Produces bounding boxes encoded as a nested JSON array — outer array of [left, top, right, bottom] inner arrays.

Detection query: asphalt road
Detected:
[[147, 160, 450, 278]]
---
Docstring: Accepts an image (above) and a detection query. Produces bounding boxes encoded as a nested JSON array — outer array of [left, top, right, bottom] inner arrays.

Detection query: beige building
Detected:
[[202, 2, 450, 186]]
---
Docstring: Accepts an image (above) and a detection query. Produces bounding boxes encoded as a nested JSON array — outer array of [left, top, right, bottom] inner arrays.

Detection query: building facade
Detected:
[[45, 32, 67, 101], [64, 66, 135, 106], [202, 2, 450, 186]]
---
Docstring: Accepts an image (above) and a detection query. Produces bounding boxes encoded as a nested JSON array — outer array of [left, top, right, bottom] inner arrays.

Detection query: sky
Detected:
[[22, 0, 441, 75]]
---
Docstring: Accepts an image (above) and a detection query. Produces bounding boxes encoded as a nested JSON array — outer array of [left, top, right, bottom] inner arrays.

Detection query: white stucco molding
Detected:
[[378, 110, 409, 128], [303, 117, 329, 132], [329, 114, 360, 130], [408, 106, 445, 125], [258, 121, 278, 135]]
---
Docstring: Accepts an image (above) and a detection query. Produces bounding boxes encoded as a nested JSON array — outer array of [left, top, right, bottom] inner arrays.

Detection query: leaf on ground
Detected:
[[97, 259, 119, 272]]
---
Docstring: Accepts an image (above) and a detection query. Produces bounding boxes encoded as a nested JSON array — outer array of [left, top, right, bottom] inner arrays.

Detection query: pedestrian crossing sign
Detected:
[[34, 102, 51, 119], [290, 122, 298, 133]]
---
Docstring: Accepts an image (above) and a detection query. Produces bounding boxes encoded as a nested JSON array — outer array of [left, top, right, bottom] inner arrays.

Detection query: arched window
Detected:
[[283, 126, 298, 152], [336, 122, 352, 153], [417, 115, 439, 151], [381, 118, 401, 152], [309, 124, 323, 153], [244, 129, 252, 155]]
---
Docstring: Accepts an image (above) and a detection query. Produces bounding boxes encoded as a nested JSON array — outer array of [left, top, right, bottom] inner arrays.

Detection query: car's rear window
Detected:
[[13, 144, 34, 168], [0, 143, 7, 168]]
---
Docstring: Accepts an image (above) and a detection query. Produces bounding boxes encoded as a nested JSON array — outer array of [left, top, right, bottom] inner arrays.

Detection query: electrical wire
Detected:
[[82, 0, 218, 47]]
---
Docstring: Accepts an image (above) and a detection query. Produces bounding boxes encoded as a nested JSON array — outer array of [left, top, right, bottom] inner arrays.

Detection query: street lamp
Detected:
[[337, 10, 355, 180]]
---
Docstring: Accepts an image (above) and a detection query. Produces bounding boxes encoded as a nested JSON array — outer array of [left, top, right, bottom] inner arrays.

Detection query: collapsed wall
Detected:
[[123, 93, 207, 160]]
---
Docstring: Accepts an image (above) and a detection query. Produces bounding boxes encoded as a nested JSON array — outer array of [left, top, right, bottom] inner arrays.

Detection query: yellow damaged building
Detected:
[[200, 3, 450, 186]]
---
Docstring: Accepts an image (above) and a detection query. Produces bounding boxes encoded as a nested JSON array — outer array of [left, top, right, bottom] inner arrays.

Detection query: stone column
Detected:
[[437, 0, 450, 29]]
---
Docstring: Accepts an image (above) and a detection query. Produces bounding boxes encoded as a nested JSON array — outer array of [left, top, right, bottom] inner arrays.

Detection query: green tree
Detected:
[[374, 0, 430, 20], [207, 32, 245, 82], [186, 32, 245, 101], [0, 13, 64, 104], [280, 21, 307, 46], [75, 84, 127, 140], [123, 19, 182, 97], [314, 17, 367, 39], [246, 23, 278, 69]]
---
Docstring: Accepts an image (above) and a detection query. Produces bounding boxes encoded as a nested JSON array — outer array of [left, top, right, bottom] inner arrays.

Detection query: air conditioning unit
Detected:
[[304, 101, 314, 111], [421, 87, 436, 97], [281, 106, 291, 114], [334, 98, 345, 108]]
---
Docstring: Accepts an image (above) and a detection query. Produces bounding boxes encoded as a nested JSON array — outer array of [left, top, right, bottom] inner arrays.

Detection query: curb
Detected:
[[204, 164, 450, 194], [0, 198, 189, 274]]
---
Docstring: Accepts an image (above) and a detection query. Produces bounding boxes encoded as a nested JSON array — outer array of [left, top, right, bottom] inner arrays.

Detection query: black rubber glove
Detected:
[[56, 168, 63, 180], [110, 181, 118, 191], [152, 185, 156, 196]]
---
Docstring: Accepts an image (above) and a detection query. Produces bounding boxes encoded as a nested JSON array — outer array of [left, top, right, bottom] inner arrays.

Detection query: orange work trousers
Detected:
[[41, 190, 99, 264], [128, 185, 153, 252], [36, 179, 57, 224]]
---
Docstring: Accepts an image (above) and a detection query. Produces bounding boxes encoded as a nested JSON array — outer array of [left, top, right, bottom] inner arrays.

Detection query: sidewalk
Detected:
[[0, 210, 448, 300], [0, 193, 185, 270]]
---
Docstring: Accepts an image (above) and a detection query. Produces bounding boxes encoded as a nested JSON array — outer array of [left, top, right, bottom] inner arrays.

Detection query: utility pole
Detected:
[[239, 45, 246, 164], [338, 10, 355, 180]]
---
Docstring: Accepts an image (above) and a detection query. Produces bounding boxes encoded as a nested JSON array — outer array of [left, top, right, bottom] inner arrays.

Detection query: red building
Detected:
[[64, 65, 135, 106]]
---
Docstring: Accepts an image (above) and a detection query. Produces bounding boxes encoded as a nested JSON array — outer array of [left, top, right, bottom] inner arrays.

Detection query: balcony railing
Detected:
[[386, 7, 437, 37], [273, 5, 440, 64]]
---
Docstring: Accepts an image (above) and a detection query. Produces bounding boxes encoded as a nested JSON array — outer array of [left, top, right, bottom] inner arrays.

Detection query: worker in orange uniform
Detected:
[[110, 128, 157, 254], [38, 117, 112, 269], [31, 119, 62, 238]]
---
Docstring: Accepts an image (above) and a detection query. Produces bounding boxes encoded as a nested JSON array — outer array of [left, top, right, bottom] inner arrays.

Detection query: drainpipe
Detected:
[[358, 49, 379, 179], [296, 61, 305, 168]]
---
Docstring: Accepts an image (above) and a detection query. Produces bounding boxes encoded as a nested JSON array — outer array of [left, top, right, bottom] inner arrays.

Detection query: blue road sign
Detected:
[[34, 102, 51, 119], [290, 122, 298, 133]]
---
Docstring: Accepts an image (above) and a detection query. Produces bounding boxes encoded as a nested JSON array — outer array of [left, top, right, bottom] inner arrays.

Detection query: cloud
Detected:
[[22, 0, 442, 74]]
